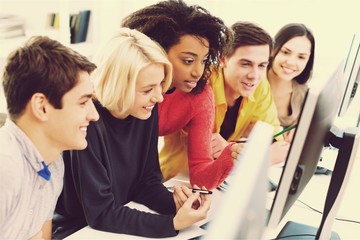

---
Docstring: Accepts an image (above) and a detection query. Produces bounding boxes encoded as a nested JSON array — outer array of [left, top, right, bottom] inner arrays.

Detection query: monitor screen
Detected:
[[338, 34, 360, 117], [267, 60, 344, 230], [203, 121, 273, 240]]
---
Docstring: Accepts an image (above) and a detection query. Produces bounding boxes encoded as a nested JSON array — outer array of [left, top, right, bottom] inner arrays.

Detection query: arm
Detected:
[[40, 220, 52, 240], [187, 86, 234, 189], [131, 108, 177, 215], [69, 121, 177, 238]]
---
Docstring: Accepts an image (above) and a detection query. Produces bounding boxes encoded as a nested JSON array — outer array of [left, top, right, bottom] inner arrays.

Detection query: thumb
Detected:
[[182, 193, 199, 208]]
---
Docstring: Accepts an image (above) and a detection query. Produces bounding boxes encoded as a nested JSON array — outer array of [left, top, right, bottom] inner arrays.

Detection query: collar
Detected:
[[211, 68, 257, 108], [4, 119, 51, 180]]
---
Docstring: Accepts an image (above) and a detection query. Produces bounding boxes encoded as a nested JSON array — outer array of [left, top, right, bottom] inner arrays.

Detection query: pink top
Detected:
[[158, 84, 234, 189]]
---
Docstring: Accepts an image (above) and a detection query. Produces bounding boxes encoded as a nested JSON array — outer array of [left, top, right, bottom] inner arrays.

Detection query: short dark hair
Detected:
[[2, 36, 96, 120], [122, 0, 230, 94], [223, 21, 273, 58], [269, 23, 315, 84]]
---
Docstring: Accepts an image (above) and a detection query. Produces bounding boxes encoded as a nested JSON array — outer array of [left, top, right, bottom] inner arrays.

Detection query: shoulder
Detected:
[[293, 81, 308, 93], [252, 78, 272, 99]]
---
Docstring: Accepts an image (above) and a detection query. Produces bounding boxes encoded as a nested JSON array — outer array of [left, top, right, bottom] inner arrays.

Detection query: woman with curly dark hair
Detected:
[[123, 0, 238, 189]]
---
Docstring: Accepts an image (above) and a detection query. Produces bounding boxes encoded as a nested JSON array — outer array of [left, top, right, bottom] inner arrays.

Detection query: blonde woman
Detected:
[[53, 28, 211, 238]]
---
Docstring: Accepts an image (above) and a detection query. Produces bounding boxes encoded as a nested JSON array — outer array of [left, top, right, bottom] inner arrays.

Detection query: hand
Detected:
[[29, 230, 44, 240], [230, 139, 247, 163], [172, 185, 194, 212], [211, 133, 229, 159], [283, 129, 295, 143], [270, 141, 290, 165], [173, 186, 212, 230]]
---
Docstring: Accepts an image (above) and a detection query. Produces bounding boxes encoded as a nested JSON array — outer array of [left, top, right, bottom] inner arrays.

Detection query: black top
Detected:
[[53, 100, 177, 238], [220, 97, 242, 140]]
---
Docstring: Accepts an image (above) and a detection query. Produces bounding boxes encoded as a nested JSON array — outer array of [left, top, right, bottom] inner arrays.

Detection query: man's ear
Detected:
[[30, 93, 49, 121]]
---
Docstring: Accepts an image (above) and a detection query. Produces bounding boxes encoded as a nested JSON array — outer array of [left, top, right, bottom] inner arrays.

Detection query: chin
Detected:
[[135, 112, 152, 120]]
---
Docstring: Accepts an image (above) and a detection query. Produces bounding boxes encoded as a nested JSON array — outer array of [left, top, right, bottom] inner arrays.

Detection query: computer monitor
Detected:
[[203, 121, 273, 239], [267, 60, 345, 238], [338, 34, 360, 118]]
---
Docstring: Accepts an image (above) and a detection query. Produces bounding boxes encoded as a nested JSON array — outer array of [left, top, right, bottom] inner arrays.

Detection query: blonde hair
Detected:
[[92, 27, 172, 115]]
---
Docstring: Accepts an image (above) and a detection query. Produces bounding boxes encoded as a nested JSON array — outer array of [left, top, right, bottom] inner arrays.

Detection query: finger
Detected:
[[182, 192, 200, 209]]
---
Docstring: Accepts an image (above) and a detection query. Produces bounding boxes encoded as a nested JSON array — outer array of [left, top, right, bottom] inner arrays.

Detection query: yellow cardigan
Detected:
[[210, 69, 283, 140], [159, 70, 282, 181]]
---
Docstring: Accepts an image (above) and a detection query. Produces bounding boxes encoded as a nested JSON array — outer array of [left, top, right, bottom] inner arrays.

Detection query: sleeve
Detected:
[[187, 86, 234, 189], [252, 80, 283, 140], [69, 122, 177, 238], [0, 152, 21, 234]]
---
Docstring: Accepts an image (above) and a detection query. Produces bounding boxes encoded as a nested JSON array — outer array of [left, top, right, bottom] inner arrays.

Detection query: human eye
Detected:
[[240, 62, 251, 68], [259, 63, 268, 69], [79, 98, 90, 107], [281, 49, 289, 55], [202, 58, 208, 65], [183, 58, 194, 65], [143, 88, 152, 94]]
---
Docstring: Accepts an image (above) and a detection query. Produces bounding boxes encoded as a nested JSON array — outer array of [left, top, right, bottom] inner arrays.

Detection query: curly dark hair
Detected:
[[122, 0, 230, 94]]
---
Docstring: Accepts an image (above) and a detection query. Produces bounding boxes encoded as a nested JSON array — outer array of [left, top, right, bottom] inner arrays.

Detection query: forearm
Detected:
[[188, 144, 234, 189]]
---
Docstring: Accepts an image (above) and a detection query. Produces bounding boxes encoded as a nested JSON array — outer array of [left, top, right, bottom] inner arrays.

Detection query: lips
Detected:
[[80, 126, 87, 136], [143, 105, 155, 111], [241, 81, 255, 91], [281, 65, 295, 74], [185, 80, 198, 89]]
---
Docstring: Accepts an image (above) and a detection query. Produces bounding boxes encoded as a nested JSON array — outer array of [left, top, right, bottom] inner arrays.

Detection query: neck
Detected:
[[224, 84, 240, 107], [268, 68, 292, 91], [15, 117, 60, 165]]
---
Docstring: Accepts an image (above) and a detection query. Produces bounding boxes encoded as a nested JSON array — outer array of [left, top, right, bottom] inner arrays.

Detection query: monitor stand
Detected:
[[277, 127, 360, 240]]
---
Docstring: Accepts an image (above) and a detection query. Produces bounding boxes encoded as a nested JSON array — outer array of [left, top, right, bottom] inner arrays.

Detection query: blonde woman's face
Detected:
[[167, 35, 209, 93], [272, 36, 311, 82], [128, 63, 165, 120]]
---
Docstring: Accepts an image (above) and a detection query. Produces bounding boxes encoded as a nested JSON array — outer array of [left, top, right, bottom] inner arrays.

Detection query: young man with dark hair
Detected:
[[0, 36, 99, 239]]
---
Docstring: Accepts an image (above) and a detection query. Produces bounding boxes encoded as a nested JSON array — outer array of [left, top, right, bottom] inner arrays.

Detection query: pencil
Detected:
[[273, 124, 297, 139]]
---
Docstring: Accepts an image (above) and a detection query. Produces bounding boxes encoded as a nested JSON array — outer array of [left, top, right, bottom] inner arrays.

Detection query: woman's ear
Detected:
[[30, 93, 49, 121], [220, 56, 226, 68]]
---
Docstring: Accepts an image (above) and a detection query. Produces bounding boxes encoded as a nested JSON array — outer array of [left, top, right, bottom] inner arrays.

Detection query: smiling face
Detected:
[[127, 63, 165, 120], [222, 44, 270, 101], [46, 70, 99, 150], [271, 36, 311, 82], [167, 35, 209, 93]]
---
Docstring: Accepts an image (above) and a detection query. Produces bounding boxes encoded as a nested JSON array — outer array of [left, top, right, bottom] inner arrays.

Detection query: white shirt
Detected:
[[0, 119, 64, 239]]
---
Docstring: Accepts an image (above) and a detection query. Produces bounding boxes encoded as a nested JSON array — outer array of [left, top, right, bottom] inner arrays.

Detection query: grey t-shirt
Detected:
[[0, 119, 64, 239]]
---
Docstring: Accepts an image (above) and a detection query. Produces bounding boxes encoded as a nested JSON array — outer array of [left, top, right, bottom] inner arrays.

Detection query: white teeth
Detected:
[[80, 127, 87, 132], [282, 66, 295, 74], [144, 105, 154, 110]]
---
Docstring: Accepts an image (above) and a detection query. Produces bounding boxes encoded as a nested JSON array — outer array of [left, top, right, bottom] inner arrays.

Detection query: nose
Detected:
[[191, 62, 204, 79], [247, 66, 260, 80], [285, 54, 297, 65], [151, 86, 164, 103], [87, 100, 100, 122]]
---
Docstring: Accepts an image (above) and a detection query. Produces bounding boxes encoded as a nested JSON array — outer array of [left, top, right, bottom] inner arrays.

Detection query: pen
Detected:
[[230, 140, 247, 144], [273, 124, 297, 139], [167, 187, 213, 194], [191, 188, 213, 194]]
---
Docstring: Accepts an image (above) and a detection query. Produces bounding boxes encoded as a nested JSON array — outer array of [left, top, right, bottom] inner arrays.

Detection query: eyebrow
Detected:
[[240, 59, 269, 65], [181, 51, 209, 58], [282, 47, 310, 56], [79, 93, 95, 100]]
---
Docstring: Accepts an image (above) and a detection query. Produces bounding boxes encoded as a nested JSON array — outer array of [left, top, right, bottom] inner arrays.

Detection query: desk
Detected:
[[65, 145, 360, 239]]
